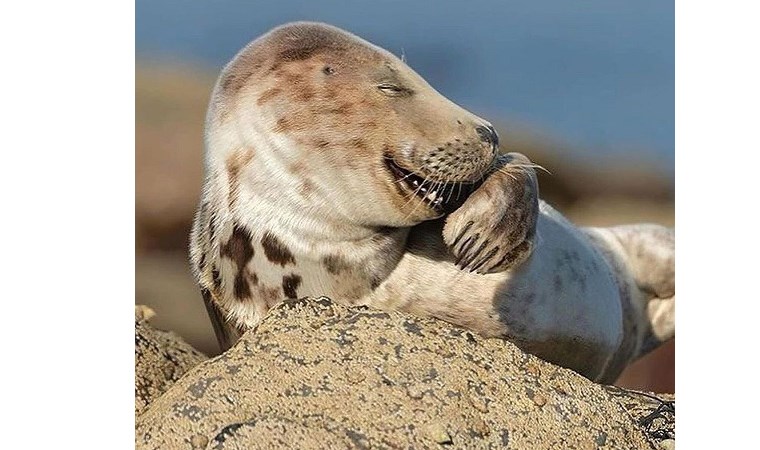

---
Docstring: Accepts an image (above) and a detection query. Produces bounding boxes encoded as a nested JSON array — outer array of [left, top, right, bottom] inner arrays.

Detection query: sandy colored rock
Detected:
[[423, 422, 453, 444], [135, 305, 207, 415], [136, 297, 671, 449]]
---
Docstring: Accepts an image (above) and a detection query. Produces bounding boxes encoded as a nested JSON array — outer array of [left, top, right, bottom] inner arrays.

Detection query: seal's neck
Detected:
[[195, 135, 409, 328]]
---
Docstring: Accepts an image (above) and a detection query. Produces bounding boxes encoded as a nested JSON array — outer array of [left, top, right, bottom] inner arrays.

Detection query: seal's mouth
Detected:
[[385, 156, 478, 214]]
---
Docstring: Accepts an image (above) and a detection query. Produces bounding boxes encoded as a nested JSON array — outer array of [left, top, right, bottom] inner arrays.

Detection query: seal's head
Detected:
[[207, 22, 499, 226]]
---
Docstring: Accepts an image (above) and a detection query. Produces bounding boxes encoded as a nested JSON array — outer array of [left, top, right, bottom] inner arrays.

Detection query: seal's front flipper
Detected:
[[201, 289, 243, 353], [442, 152, 539, 274]]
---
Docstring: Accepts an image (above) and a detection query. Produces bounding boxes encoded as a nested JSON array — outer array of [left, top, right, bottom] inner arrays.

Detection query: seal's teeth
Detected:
[[426, 191, 438, 202], [412, 179, 420, 187]]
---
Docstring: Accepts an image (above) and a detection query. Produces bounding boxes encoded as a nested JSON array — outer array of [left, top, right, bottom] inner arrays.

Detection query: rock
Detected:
[[423, 422, 453, 444], [135, 297, 671, 449], [532, 393, 548, 407], [606, 386, 675, 446], [135, 305, 207, 415], [135, 304, 157, 321]]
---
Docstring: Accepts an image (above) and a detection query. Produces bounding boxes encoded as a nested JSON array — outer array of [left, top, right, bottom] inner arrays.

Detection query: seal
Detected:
[[189, 22, 675, 383]]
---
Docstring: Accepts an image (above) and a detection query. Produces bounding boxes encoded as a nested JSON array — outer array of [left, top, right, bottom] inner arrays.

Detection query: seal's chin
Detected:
[[385, 156, 477, 214]]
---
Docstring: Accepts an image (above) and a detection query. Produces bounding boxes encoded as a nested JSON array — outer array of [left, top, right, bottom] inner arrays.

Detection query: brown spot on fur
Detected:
[[257, 86, 282, 105], [282, 274, 302, 298], [277, 68, 306, 88], [220, 225, 255, 300], [289, 161, 307, 175], [322, 254, 350, 275], [297, 180, 315, 197], [274, 117, 292, 133], [297, 87, 316, 102], [271, 24, 356, 64], [348, 137, 367, 150], [261, 232, 296, 266], [218, 47, 267, 97], [221, 225, 254, 268], [327, 103, 353, 115], [226, 148, 255, 207], [221, 70, 255, 96], [278, 46, 325, 62], [257, 284, 282, 307], [233, 274, 251, 299]]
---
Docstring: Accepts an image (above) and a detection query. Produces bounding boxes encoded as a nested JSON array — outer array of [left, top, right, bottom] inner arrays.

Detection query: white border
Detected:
[[3, 0, 134, 447], [677, 0, 760, 447]]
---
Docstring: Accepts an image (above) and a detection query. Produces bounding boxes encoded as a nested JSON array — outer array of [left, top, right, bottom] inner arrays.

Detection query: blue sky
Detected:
[[137, 0, 674, 173]]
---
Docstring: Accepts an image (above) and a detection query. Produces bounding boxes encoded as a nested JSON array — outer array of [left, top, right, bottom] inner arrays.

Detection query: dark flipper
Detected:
[[201, 289, 242, 353]]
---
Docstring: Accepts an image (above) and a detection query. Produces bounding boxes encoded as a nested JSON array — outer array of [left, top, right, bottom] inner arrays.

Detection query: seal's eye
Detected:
[[377, 83, 411, 97], [322, 66, 335, 75]]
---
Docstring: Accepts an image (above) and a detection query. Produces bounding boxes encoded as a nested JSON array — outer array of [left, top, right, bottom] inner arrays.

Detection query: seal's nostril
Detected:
[[475, 125, 499, 148]]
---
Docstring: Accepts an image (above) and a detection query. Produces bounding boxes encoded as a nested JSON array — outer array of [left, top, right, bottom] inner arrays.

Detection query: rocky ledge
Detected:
[[135, 298, 674, 449]]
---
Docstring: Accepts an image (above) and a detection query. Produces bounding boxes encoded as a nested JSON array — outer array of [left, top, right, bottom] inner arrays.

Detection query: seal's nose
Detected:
[[476, 125, 499, 148]]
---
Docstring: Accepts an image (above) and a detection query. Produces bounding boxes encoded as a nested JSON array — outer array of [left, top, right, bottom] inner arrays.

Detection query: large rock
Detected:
[[135, 298, 673, 449], [135, 305, 208, 415]]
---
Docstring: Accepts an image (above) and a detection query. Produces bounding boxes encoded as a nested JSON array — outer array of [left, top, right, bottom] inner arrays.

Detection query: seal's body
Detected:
[[190, 22, 674, 382]]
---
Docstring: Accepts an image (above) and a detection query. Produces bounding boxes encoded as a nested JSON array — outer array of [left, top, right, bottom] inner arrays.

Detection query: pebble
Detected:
[[424, 422, 453, 444], [471, 417, 490, 437], [532, 393, 547, 407], [345, 370, 366, 384], [406, 383, 426, 399], [468, 394, 489, 412], [189, 434, 209, 449]]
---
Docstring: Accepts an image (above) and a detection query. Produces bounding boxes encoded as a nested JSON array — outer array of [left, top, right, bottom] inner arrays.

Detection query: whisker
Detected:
[[445, 177, 456, 204], [394, 170, 418, 184], [496, 167, 519, 181], [503, 162, 552, 175], [399, 161, 438, 221]]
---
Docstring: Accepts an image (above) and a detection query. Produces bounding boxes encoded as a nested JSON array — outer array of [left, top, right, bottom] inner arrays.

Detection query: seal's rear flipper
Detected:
[[610, 224, 675, 357], [201, 289, 243, 353]]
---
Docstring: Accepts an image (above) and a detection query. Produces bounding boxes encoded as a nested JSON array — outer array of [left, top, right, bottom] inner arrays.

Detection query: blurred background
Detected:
[[136, 0, 674, 392]]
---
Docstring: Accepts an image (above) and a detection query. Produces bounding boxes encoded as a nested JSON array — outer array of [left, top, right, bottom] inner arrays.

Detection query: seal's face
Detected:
[[212, 22, 499, 226]]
